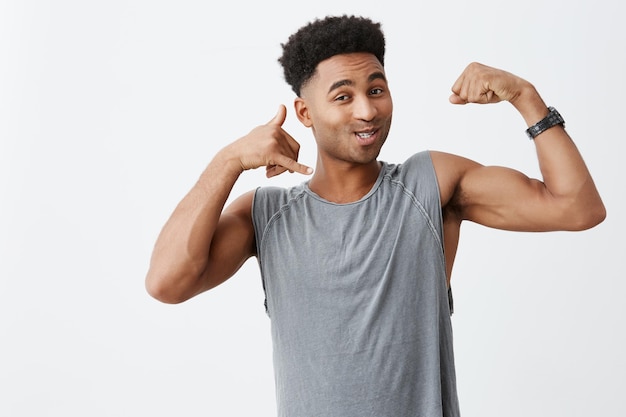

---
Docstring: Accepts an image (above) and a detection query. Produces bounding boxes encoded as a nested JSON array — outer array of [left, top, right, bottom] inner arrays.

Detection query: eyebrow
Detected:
[[327, 71, 387, 94]]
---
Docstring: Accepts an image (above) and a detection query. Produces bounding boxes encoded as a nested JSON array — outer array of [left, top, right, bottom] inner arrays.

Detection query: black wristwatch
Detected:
[[525, 106, 565, 139]]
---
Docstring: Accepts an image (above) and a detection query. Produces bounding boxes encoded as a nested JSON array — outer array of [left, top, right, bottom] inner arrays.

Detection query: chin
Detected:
[[350, 149, 383, 165]]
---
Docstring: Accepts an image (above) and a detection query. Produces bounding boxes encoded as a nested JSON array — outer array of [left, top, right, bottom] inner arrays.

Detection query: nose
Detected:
[[352, 94, 377, 122]]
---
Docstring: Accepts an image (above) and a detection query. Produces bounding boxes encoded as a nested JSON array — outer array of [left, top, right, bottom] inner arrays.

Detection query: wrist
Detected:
[[215, 143, 247, 175], [509, 84, 550, 126], [525, 106, 565, 140], [194, 146, 245, 198]]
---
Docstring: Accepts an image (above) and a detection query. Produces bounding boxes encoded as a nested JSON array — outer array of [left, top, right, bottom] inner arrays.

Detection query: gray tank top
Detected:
[[252, 151, 460, 417]]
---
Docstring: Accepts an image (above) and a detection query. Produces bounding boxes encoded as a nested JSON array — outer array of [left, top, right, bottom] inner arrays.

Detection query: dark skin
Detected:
[[145, 54, 605, 303]]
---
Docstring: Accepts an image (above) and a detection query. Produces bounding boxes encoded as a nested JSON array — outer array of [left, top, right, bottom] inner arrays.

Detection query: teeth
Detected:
[[357, 132, 374, 138]]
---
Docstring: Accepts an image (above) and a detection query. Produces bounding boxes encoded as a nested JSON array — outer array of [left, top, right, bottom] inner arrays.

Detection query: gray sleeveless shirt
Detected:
[[252, 151, 460, 417]]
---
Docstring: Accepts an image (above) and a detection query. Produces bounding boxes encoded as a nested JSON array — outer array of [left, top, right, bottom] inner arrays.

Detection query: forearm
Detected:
[[145, 147, 243, 302], [511, 85, 606, 228]]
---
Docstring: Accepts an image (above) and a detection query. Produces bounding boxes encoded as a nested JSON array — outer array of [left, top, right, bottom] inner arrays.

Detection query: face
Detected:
[[295, 52, 393, 166]]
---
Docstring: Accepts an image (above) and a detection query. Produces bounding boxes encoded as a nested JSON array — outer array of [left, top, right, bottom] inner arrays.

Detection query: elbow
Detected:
[[145, 270, 196, 305], [566, 200, 607, 231], [583, 202, 607, 230], [145, 287, 180, 305], [145, 278, 184, 304]]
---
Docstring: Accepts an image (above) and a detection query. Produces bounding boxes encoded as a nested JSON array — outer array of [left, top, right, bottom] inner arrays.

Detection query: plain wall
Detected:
[[1, 1, 623, 416]]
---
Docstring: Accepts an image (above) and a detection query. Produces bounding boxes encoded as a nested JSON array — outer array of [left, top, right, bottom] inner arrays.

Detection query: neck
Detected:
[[308, 158, 382, 204]]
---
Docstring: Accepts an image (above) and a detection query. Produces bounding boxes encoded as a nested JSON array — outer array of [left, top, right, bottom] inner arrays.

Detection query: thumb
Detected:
[[267, 104, 287, 126], [449, 93, 467, 105]]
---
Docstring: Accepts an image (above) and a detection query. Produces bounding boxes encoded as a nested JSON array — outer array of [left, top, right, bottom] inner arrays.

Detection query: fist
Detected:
[[449, 62, 530, 105]]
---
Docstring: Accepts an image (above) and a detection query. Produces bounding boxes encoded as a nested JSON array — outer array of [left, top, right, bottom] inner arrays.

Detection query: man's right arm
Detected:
[[145, 105, 312, 304]]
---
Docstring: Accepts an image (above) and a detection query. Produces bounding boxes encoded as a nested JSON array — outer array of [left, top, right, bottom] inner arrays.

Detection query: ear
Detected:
[[294, 97, 313, 128]]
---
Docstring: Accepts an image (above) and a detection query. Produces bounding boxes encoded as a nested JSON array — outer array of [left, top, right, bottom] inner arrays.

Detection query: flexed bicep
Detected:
[[456, 165, 562, 232], [432, 150, 572, 233]]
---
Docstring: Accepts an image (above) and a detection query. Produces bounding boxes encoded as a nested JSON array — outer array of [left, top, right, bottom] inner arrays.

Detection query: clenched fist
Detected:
[[449, 62, 532, 106]]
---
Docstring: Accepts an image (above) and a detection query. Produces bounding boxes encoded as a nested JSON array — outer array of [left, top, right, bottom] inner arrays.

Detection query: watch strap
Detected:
[[526, 106, 565, 139]]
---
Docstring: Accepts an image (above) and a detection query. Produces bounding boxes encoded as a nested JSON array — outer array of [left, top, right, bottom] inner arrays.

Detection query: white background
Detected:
[[1, 0, 624, 416]]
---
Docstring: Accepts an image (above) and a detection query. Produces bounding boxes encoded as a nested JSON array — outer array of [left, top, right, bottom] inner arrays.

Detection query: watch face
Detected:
[[545, 108, 564, 127]]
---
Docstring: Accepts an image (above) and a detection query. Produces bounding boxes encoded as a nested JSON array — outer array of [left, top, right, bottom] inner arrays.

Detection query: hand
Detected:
[[449, 62, 530, 105], [231, 105, 313, 178]]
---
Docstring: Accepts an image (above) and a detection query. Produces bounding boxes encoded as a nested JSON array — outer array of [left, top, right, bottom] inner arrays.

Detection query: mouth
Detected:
[[354, 129, 378, 146]]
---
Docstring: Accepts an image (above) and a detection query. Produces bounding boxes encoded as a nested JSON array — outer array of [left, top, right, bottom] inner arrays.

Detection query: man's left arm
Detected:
[[437, 62, 606, 232]]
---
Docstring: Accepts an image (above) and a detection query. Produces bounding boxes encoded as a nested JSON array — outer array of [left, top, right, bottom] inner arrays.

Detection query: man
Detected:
[[145, 15, 605, 417]]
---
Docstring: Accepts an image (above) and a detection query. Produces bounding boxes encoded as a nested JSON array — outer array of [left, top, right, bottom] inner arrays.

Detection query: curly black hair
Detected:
[[278, 15, 386, 96]]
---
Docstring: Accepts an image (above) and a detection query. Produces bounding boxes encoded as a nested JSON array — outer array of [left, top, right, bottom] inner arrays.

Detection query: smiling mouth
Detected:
[[355, 129, 378, 146]]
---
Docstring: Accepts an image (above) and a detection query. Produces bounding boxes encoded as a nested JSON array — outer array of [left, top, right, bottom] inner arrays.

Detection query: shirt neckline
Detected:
[[302, 161, 389, 206]]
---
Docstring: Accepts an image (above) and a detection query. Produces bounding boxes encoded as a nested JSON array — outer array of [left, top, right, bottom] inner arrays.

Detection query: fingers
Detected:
[[260, 105, 313, 177], [265, 154, 313, 178], [263, 146, 314, 178], [449, 62, 504, 105], [449, 71, 466, 104], [233, 105, 315, 178]]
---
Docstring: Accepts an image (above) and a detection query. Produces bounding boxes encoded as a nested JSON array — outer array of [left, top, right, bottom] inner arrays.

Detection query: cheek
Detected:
[[381, 98, 393, 115], [379, 103, 393, 129], [313, 110, 346, 132]]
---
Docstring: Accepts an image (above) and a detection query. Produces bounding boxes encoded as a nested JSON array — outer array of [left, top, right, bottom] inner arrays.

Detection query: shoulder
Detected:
[[252, 183, 308, 226], [385, 150, 436, 180], [388, 150, 461, 190], [253, 184, 306, 211], [397, 150, 433, 169]]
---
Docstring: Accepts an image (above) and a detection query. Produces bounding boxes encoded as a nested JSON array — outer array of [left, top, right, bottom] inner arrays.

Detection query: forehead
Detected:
[[307, 52, 386, 93]]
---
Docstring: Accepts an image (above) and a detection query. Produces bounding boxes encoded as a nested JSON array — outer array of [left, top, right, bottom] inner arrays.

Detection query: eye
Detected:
[[369, 87, 384, 96], [334, 94, 350, 102]]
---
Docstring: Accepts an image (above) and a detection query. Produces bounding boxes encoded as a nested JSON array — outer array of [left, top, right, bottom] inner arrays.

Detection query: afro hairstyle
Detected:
[[278, 15, 386, 96]]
